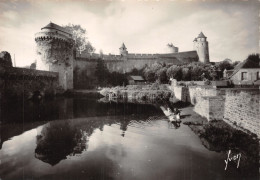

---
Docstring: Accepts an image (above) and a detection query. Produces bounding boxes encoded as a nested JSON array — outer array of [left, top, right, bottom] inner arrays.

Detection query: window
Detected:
[[241, 72, 247, 80]]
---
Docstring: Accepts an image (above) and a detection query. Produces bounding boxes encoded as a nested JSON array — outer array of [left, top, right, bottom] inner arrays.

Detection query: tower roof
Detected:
[[120, 43, 126, 49], [41, 22, 71, 35], [197, 32, 206, 38]]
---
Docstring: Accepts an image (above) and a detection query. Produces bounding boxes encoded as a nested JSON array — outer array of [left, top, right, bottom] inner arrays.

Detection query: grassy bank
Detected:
[[99, 83, 174, 102]]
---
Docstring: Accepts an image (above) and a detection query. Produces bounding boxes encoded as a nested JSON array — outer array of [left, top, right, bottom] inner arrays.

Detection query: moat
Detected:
[[0, 97, 258, 180]]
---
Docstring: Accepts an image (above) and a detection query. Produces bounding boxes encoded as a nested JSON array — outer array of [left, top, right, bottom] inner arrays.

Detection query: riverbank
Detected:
[[178, 105, 259, 175], [99, 83, 174, 102]]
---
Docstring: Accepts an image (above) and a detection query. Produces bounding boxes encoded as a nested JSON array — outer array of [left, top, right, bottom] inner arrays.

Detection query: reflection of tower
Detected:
[[119, 43, 128, 59], [35, 22, 74, 90], [120, 120, 129, 137], [193, 32, 210, 63]]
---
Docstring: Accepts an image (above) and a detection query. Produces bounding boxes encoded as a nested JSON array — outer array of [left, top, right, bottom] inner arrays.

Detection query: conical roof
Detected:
[[41, 22, 71, 35], [121, 43, 126, 48], [197, 32, 206, 38]]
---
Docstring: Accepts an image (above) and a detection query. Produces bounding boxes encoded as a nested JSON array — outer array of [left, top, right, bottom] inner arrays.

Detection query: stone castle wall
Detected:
[[170, 82, 260, 137], [223, 90, 260, 137], [0, 66, 58, 100], [74, 50, 199, 87]]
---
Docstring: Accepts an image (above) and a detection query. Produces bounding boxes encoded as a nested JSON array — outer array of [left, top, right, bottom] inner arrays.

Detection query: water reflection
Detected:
[[0, 97, 162, 149], [0, 97, 259, 180], [35, 121, 87, 165]]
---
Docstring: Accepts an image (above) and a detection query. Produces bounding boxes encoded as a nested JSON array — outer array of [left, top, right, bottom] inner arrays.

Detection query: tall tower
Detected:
[[167, 43, 179, 53], [119, 43, 128, 57], [193, 32, 210, 63], [35, 22, 74, 90]]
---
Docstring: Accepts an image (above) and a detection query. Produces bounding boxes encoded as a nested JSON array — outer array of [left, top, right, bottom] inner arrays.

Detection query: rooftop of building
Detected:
[[41, 22, 71, 35], [197, 32, 206, 38], [120, 43, 126, 49], [128, 76, 145, 81]]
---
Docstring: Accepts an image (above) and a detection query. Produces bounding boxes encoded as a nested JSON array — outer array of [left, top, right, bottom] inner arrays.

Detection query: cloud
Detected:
[[0, 1, 258, 66]]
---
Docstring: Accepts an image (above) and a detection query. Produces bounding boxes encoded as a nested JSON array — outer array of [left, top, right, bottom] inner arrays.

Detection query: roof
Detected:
[[129, 76, 145, 81], [197, 32, 206, 38], [41, 22, 71, 35], [120, 43, 126, 49]]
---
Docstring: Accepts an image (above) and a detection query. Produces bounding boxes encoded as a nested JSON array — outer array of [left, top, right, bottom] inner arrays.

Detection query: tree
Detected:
[[216, 61, 233, 72], [108, 72, 128, 86], [181, 67, 191, 81], [156, 67, 168, 84], [144, 62, 163, 82], [166, 65, 182, 81], [190, 65, 204, 80], [144, 69, 156, 82], [63, 24, 95, 53]]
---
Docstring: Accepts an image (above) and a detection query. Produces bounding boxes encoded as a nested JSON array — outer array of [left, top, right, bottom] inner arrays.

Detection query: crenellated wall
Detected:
[[0, 66, 58, 100], [35, 28, 74, 90]]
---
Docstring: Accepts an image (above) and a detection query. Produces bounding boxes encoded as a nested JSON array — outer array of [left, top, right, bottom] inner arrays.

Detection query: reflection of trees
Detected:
[[34, 117, 134, 166], [35, 121, 87, 166], [188, 121, 259, 177]]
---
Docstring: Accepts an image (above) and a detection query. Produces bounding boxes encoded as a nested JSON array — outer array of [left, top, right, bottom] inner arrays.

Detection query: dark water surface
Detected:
[[0, 97, 258, 180]]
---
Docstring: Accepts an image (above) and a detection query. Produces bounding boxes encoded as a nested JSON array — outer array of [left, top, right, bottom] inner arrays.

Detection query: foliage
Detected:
[[74, 66, 95, 89], [216, 60, 233, 72], [108, 72, 128, 86], [144, 63, 163, 82], [166, 65, 182, 81], [181, 67, 191, 81], [247, 53, 259, 62], [190, 65, 204, 81], [63, 24, 95, 53], [95, 58, 109, 86], [156, 67, 168, 83]]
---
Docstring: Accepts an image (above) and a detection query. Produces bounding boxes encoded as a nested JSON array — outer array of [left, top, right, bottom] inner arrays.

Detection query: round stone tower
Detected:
[[193, 32, 210, 63], [167, 43, 179, 53], [35, 22, 74, 90]]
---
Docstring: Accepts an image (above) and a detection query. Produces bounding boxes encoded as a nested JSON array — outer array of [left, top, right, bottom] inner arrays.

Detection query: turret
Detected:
[[193, 32, 210, 63], [35, 22, 74, 90], [119, 43, 128, 57], [167, 43, 179, 53]]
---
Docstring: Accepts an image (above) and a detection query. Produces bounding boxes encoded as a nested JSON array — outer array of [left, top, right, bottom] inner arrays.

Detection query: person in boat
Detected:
[[173, 108, 181, 121], [167, 107, 173, 114]]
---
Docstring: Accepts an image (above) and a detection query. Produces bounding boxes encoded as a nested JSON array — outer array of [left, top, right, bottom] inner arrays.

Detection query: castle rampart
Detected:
[[0, 66, 58, 100], [35, 23, 209, 89]]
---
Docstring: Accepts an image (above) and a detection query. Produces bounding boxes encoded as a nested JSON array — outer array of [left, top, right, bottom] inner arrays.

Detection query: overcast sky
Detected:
[[0, 0, 259, 67]]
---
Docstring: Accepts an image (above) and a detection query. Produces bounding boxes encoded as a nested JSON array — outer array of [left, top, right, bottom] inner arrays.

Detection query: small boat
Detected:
[[160, 106, 181, 123]]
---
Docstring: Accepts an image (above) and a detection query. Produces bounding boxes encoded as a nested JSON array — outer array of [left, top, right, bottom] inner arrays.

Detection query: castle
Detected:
[[35, 22, 210, 90]]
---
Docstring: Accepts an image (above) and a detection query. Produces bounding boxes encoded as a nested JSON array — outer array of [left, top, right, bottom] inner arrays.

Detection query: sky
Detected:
[[0, 0, 259, 67]]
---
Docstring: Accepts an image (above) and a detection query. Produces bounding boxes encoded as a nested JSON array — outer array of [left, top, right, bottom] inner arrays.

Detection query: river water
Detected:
[[0, 97, 258, 180]]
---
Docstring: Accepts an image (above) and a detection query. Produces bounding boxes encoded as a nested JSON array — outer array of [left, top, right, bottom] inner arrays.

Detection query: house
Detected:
[[128, 76, 146, 85], [226, 55, 260, 85]]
